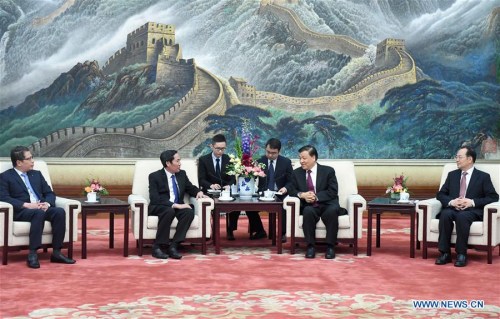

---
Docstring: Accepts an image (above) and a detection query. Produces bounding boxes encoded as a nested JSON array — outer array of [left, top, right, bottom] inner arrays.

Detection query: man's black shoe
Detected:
[[152, 247, 169, 259], [281, 234, 287, 243], [50, 252, 76, 264], [27, 253, 40, 269], [167, 246, 182, 259], [325, 246, 335, 259], [227, 230, 235, 241], [250, 230, 267, 240], [305, 245, 315, 259], [454, 254, 467, 267], [435, 252, 452, 265]]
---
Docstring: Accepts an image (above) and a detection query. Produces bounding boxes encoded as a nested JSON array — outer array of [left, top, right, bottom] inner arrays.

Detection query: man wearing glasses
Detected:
[[435, 146, 498, 267], [197, 134, 239, 240], [247, 138, 293, 242], [0, 146, 75, 268]]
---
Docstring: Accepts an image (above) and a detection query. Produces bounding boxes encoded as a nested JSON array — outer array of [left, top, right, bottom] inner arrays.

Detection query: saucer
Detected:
[[207, 189, 221, 194], [397, 200, 411, 203], [84, 200, 99, 203], [218, 197, 234, 201], [258, 197, 275, 202]]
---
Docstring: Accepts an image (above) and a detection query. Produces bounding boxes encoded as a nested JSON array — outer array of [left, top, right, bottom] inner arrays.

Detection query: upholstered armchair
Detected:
[[284, 161, 366, 255], [128, 160, 213, 256], [0, 160, 81, 265], [416, 163, 500, 264]]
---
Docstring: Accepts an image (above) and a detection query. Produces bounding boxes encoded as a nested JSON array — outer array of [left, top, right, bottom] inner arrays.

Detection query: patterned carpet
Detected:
[[1, 218, 499, 318]]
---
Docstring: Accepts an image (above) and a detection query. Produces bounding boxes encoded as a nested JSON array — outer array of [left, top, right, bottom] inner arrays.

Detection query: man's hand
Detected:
[[452, 197, 473, 210], [301, 191, 317, 203], [173, 203, 191, 210], [22, 202, 49, 211], [277, 187, 287, 195], [210, 184, 221, 190], [196, 191, 208, 199]]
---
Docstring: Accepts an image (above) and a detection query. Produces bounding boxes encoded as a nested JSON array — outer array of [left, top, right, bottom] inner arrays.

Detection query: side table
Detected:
[[367, 197, 419, 258], [77, 197, 130, 259]]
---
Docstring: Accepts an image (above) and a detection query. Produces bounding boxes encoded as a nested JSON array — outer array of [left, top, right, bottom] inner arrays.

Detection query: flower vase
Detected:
[[390, 192, 400, 200], [87, 192, 97, 202], [238, 176, 255, 199]]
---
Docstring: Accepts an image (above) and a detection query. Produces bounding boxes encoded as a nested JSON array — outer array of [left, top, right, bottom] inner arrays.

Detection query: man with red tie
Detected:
[[435, 146, 498, 267], [286, 145, 343, 259], [148, 150, 206, 259]]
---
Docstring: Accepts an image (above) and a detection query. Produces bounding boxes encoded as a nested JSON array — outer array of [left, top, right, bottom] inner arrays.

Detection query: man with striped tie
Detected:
[[148, 150, 206, 259]]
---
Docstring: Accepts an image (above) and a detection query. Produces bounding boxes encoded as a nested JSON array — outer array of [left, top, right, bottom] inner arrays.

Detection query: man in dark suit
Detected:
[[0, 146, 75, 268], [435, 146, 498, 267], [247, 138, 293, 242], [286, 145, 342, 259], [197, 134, 238, 240], [149, 149, 206, 259]]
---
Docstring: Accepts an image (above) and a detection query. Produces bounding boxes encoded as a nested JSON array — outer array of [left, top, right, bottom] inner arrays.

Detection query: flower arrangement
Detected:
[[83, 178, 109, 196], [386, 174, 408, 195], [226, 122, 266, 179]]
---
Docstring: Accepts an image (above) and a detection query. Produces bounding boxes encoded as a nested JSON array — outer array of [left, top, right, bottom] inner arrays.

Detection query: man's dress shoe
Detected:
[[152, 247, 169, 259], [27, 253, 40, 269], [167, 246, 183, 259], [325, 246, 335, 259], [454, 254, 467, 267], [305, 246, 316, 259], [227, 230, 235, 241], [435, 252, 452, 265], [50, 252, 76, 264], [281, 235, 287, 243], [250, 230, 267, 240]]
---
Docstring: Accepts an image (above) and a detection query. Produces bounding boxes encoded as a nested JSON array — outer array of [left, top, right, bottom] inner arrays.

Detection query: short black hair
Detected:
[[265, 138, 281, 151], [10, 145, 30, 167], [460, 145, 476, 163], [298, 144, 318, 161], [160, 150, 177, 167], [212, 134, 226, 144]]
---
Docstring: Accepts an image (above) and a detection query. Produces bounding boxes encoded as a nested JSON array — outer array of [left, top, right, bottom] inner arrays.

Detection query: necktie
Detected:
[[171, 174, 180, 204], [21, 173, 39, 202], [459, 171, 468, 198], [215, 158, 221, 177], [306, 170, 315, 192], [267, 160, 275, 190]]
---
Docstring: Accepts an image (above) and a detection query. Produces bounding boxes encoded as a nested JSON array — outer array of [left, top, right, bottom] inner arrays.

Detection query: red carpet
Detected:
[[0, 216, 499, 318]]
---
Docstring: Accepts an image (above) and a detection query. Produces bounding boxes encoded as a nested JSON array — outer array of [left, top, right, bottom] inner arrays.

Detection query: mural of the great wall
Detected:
[[1, 0, 499, 159]]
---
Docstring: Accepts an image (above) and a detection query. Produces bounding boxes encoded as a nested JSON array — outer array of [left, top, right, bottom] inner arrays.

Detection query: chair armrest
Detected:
[[283, 196, 300, 236], [190, 197, 214, 238], [483, 202, 500, 239], [0, 201, 14, 246], [346, 194, 366, 239], [346, 194, 366, 214], [128, 194, 149, 215], [55, 196, 81, 242], [416, 198, 442, 241]]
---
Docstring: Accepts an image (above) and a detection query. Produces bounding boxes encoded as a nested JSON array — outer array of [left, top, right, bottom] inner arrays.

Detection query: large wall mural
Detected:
[[0, 0, 499, 159]]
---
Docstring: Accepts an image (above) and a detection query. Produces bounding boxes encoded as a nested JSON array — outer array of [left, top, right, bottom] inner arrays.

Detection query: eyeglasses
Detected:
[[23, 156, 34, 161], [214, 147, 226, 152]]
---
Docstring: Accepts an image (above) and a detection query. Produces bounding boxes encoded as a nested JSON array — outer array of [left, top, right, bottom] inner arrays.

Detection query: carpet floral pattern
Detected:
[[1, 218, 499, 318]]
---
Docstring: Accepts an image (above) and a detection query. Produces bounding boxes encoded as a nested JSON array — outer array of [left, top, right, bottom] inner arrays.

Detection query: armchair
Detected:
[[0, 160, 81, 265], [284, 161, 366, 255], [416, 163, 500, 264], [128, 160, 213, 256]]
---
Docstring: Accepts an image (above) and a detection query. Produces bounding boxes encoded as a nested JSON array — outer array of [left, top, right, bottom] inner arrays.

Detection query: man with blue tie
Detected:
[[148, 150, 206, 259], [0, 146, 75, 268], [247, 138, 293, 242]]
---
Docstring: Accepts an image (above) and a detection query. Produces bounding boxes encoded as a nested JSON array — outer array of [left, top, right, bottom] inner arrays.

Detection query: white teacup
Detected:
[[400, 191, 410, 201], [264, 190, 274, 199], [220, 190, 231, 199]]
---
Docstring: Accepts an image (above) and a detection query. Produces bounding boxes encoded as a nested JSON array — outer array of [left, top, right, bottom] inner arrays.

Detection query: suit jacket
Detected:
[[256, 155, 293, 192], [436, 167, 498, 215], [287, 163, 340, 209], [0, 168, 56, 214], [148, 168, 200, 210], [197, 153, 235, 191]]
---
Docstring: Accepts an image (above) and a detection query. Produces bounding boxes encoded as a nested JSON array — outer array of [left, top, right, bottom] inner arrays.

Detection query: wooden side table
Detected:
[[77, 197, 130, 259], [367, 197, 418, 258]]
